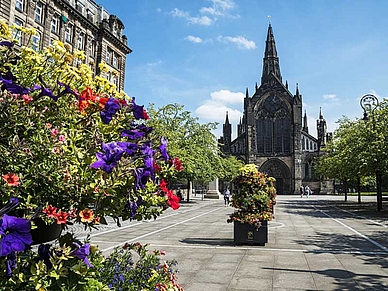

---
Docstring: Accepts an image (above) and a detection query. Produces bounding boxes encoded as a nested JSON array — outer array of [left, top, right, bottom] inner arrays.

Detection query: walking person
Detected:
[[305, 185, 311, 198], [224, 188, 230, 206], [300, 185, 304, 197]]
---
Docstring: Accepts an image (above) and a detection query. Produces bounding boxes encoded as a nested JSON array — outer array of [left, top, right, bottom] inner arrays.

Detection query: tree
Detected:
[[147, 103, 224, 200]]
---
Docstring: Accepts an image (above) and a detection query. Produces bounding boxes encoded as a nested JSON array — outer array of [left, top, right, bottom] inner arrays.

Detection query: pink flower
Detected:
[[50, 128, 59, 136], [58, 135, 66, 142], [52, 147, 60, 154], [22, 94, 33, 103]]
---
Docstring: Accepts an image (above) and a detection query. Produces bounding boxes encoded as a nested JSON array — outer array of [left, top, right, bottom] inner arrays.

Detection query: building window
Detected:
[[51, 15, 59, 34], [86, 9, 94, 22], [14, 19, 23, 44], [106, 48, 111, 63], [112, 75, 118, 87], [106, 72, 111, 81], [32, 33, 41, 51], [77, 33, 83, 50], [76, 0, 84, 14], [35, 2, 43, 23], [65, 24, 72, 43], [112, 53, 117, 67], [88, 41, 95, 57], [15, 0, 23, 11]]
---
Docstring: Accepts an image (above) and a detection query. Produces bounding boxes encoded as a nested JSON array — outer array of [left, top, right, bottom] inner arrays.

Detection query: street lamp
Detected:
[[360, 93, 382, 211]]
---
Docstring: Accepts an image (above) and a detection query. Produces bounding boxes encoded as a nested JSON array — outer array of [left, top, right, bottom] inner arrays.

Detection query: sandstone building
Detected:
[[0, 0, 131, 91]]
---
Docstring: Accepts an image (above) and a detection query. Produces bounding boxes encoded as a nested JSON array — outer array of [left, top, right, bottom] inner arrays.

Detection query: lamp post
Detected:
[[360, 93, 382, 211]]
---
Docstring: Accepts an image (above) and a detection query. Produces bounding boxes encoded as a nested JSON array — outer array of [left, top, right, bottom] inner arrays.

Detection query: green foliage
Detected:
[[147, 103, 223, 184], [227, 164, 276, 228]]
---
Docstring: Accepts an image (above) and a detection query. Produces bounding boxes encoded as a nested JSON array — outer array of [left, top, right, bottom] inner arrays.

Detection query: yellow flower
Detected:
[[0, 20, 11, 38], [98, 61, 109, 73]]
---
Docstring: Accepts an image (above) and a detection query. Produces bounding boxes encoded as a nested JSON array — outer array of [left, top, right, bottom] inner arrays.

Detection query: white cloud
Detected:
[[218, 36, 256, 50], [171, 8, 190, 18], [195, 102, 242, 123], [185, 35, 203, 43], [200, 0, 239, 18], [188, 15, 213, 26], [195, 89, 244, 123], [170, 8, 213, 26], [322, 94, 338, 101], [171, 0, 238, 26], [210, 89, 244, 104]]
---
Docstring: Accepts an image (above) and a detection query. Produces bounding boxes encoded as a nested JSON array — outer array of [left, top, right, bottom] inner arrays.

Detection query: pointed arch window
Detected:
[[256, 95, 291, 154]]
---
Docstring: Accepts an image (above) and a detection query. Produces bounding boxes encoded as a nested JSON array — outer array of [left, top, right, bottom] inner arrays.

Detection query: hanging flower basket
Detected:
[[30, 218, 63, 245]]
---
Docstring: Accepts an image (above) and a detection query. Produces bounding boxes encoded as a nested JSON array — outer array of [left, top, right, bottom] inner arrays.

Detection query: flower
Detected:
[[79, 208, 94, 223], [2, 173, 19, 186], [0, 214, 32, 256], [0, 20, 183, 290], [227, 164, 276, 228], [71, 242, 93, 267]]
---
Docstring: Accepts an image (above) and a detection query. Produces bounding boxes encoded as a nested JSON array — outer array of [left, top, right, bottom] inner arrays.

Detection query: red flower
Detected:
[[42, 205, 58, 218], [167, 190, 180, 210], [142, 109, 149, 120], [2, 173, 20, 186], [159, 179, 168, 192], [153, 162, 162, 173], [172, 157, 183, 171], [55, 210, 69, 224]]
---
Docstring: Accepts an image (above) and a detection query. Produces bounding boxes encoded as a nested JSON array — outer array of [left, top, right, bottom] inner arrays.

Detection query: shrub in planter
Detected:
[[227, 164, 277, 229]]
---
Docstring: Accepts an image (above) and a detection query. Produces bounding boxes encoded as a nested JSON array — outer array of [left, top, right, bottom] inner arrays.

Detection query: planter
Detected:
[[234, 220, 268, 246], [31, 218, 63, 245]]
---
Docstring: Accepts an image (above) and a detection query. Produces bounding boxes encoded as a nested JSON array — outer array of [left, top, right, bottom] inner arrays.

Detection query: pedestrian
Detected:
[[300, 185, 304, 197], [305, 185, 311, 198], [224, 188, 230, 206], [176, 187, 183, 202]]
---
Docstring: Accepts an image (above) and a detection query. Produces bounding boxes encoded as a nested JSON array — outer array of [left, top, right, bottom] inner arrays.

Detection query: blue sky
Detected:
[[97, 0, 388, 139]]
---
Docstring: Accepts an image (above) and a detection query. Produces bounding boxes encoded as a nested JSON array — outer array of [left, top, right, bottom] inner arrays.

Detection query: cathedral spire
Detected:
[[296, 83, 300, 96], [225, 111, 230, 124], [245, 87, 249, 98], [303, 110, 309, 133], [319, 107, 323, 119], [261, 22, 282, 84]]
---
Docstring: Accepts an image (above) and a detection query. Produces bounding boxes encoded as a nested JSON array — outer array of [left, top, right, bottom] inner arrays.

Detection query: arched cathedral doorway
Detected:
[[259, 159, 291, 195]]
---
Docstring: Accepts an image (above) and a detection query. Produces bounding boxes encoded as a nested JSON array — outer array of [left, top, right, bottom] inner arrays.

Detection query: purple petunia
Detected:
[[38, 244, 52, 268], [116, 141, 138, 155], [71, 242, 93, 267], [121, 122, 153, 140], [101, 97, 121, 124], [0, 214, 32, 257], [131, 97, 148, 120], [90, 142, 125, 173], [33, 84, 59, 101], [133, 167, 153, 189], [0, 77, 31, 95], [159, 137, 169, 162]]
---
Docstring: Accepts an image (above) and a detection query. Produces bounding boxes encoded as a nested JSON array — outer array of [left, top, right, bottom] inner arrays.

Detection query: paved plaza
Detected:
[[72, 195, 388, 290]]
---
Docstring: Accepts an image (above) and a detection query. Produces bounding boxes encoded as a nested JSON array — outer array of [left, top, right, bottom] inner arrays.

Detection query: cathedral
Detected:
[[219, 23, 334, 195]]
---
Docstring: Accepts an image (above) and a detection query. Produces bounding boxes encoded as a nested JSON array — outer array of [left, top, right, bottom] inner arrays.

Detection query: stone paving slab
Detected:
[[68, 195, 388, 290]]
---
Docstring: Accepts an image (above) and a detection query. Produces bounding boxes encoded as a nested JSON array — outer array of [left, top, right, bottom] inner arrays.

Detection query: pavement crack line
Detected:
[[311, 204, 388, 253]]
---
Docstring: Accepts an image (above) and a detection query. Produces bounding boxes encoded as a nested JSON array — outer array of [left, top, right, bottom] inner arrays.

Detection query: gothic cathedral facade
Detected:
[[219, 23, 334, 195]]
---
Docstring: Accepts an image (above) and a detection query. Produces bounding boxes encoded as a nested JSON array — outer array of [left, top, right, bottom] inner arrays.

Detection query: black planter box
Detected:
[[234, 220, 268, 246]]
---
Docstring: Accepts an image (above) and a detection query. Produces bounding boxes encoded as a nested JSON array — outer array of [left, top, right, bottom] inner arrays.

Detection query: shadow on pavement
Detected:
[[180, 237, 234, 246], [263, 267, 388, 291]]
